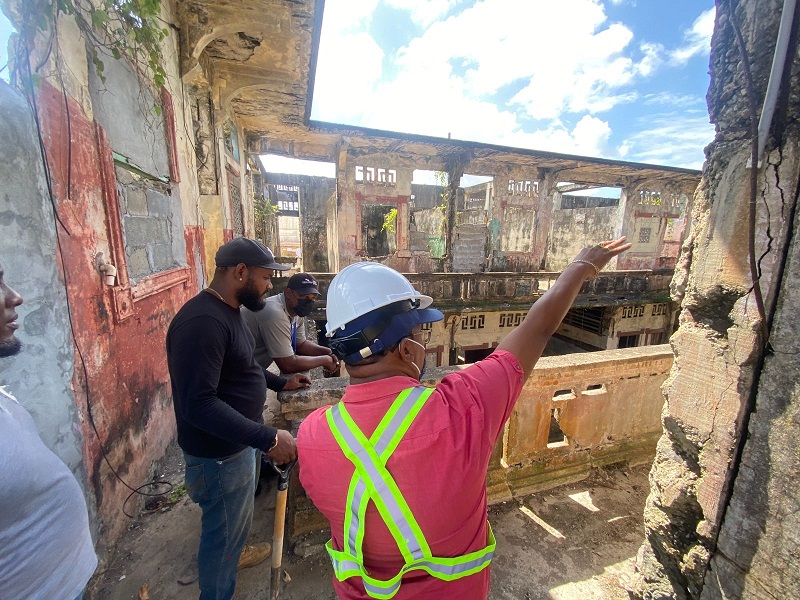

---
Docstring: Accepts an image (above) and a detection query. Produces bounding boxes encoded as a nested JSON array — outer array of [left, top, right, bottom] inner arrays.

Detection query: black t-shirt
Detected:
[[166, 291, 277, 458]]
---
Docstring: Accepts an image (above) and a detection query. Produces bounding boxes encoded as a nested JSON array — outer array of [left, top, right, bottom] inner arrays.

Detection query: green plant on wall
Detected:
[[9, 0, 169, 92], [253, 192, 279, 242], [381, 208, 397, 234]]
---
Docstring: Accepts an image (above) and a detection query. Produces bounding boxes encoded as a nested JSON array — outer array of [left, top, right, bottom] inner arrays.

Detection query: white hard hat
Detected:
[[325, 262, 434, 337]]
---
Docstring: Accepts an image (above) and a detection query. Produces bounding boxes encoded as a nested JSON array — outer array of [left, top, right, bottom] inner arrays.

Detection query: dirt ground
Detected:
[[87, 441, 649, 600]]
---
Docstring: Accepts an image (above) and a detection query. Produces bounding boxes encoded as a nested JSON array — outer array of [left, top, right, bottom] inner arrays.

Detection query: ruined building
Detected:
[[0, 0, 797, 598]]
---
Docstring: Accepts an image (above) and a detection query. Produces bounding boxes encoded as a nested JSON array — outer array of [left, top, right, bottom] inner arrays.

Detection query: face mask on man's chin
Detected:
[[293, 298, 315, 317]]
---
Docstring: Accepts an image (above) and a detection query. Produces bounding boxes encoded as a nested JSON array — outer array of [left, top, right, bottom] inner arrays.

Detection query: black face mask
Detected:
[[293, 298, 315, 317]]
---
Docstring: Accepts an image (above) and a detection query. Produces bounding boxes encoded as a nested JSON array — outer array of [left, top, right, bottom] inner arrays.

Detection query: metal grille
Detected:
[[562, 307, 604, 335], [229, 175, 244, 237]]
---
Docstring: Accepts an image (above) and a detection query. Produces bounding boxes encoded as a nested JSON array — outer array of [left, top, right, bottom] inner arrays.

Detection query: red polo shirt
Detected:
[[297, 350, 524, 600]]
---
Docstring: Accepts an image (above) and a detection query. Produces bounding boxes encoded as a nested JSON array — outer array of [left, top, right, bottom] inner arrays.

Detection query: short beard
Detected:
[[237, 277, 267, 312], [0, 337, 22, 358]]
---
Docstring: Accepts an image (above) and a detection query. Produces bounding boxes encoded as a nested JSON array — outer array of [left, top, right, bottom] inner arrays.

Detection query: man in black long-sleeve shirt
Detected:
[[167, 238, 310, 600]]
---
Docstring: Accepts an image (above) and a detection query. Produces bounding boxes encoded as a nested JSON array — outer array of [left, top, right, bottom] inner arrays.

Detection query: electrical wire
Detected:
[[18, 10, 174, 517]]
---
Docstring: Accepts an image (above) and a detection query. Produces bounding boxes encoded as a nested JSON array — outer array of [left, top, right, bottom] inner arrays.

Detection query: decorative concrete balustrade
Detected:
[[281, 344, 673, 539], [271, 269, 674, 313]]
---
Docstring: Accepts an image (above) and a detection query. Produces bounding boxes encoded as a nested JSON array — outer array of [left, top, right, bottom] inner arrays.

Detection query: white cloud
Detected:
[[388, 0, 646, 121], [383, 0, 466, 27], [643, 92, 704, 108], [312, 28, 385, 124], [312, 0, 711, 167], [616, 111, 714, 168], [490, 115, 612, 158], [323, 0, 380, 34], [637, 42, 663, 77], [670, 7, 715, 65]]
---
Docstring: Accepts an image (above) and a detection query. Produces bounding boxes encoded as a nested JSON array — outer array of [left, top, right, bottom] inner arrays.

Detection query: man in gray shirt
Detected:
[[242, 272, 339, 374], [0, 261, 97, 600]]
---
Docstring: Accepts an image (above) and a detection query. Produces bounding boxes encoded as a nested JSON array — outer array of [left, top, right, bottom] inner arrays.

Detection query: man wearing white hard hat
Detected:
[[297, 238, 630, 599]]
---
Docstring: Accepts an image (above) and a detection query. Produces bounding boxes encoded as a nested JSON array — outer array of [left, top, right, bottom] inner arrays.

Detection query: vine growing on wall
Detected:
[[253, 192, 279, 244], [381, 208, 397, 234], [8, 0, 168, 93]]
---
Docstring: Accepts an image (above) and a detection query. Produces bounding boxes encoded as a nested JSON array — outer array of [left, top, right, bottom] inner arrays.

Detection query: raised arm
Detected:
[[496, 237, 631, 379]]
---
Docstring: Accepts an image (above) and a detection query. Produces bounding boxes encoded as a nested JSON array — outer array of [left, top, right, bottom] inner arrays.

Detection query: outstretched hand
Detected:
[[573, 237, 632, 275]]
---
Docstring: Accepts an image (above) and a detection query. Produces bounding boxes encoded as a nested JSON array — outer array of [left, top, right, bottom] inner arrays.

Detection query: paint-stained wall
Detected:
[[0, 81, 89, 511], [2, 0, 212, 549]]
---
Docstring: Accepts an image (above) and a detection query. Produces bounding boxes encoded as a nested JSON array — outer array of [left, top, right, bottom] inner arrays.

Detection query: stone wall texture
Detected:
[[633, 0, 800, 597]]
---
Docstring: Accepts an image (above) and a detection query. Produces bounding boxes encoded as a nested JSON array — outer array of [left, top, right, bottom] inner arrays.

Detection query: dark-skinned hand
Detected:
[[266, 429, 297, 464], [283, 373, 312, 390]]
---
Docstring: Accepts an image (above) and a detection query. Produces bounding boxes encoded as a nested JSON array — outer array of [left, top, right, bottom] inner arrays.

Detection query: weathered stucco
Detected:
[[633, 0, 800, 597], [2, 0, 211, 548], [549, 200, 621, 271], [0, 81, 87, 493], [264, 172, 335, 272]]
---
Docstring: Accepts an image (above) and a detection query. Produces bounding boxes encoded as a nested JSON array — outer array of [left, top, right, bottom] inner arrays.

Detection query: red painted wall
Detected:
[[37, 81, 199, 544]]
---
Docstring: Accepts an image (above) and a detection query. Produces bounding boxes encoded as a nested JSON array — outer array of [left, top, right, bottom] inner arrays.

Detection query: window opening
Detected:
[[583, 384, 607, 396], [562, 307, 604, 334], [547, 409, 568, 447], [362, 204, 396, 257], [463, 347, 494, 363]]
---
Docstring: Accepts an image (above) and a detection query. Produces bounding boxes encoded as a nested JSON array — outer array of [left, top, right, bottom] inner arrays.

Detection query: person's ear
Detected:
[[234, 263, 247, 282], [398, 338, 416, 363]]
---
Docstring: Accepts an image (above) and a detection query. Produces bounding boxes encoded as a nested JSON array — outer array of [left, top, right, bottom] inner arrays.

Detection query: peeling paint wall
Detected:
[[2, 0, 211, 549], [0, 81, 91, 518], [337, 151, 413, 269], [618, 187, 691, 271], [549, 196, 621, 271]]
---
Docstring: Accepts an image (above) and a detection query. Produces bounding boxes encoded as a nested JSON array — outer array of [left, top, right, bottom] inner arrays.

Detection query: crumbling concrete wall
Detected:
[[548, 197, 621, 271], [265, 173, 335, 272], [633, 0, 800, 597], [3, 0, 211, 548], [0, 80, 91, 518], [489, 169, 544, 271], [336, 150, 413, 270]]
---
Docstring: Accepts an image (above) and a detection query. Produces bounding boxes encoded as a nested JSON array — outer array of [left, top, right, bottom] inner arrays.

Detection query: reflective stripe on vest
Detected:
[[325, 386, 496, 599]]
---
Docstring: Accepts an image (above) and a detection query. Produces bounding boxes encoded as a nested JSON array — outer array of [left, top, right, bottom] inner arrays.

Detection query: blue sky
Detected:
[[2, 1, 715, 176], [309, 0, 716, 170]]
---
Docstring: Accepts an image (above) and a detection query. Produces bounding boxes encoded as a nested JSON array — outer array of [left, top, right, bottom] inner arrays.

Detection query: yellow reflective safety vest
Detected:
[[324, 385, 496, 599]]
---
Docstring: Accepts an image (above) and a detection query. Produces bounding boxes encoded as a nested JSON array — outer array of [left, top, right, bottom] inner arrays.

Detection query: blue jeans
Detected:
[[184, 447, 257, 600]]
